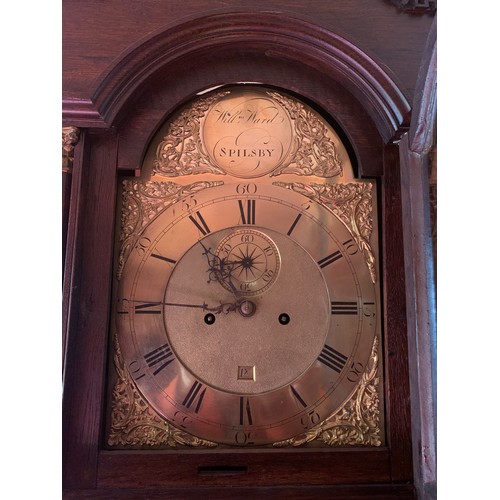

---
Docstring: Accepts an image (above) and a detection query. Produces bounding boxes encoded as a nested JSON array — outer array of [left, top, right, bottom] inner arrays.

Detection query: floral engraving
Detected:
[[273, 336, 381, 447], [117, 180, 223, 279], [274, 181, 376, 282], [108, 333, 217, 448], [267, 91, 343, 178], [153, 92, 229, 176]]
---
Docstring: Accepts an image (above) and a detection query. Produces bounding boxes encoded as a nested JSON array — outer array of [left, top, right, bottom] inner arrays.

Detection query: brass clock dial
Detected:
[[109, 85, 382, 448], [115, 182, 378, 446]]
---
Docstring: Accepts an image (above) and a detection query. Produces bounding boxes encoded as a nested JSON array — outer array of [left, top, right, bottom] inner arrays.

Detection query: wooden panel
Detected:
[[62, 131, 119, 488], [97, 449, 391, 488], [381, 145, 413, 482], [64, 483, 415, 499]]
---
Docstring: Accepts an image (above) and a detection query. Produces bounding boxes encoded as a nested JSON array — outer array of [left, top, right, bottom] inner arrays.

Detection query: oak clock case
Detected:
[[107, 86, 383, 449]]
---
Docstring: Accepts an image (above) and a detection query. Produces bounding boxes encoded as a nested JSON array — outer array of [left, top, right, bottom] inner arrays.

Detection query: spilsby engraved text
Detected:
[[219, 148, 275, 158]]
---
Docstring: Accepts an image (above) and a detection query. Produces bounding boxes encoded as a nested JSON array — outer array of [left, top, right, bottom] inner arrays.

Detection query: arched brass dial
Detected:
[[110, 85, 381, 449]]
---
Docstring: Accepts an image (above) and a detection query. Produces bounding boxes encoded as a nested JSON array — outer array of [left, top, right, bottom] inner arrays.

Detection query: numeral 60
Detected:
[[236, 183, 257, 195]]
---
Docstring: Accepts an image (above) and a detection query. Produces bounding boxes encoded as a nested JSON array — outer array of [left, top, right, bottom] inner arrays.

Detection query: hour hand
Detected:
[[199, 241, 243, 301]]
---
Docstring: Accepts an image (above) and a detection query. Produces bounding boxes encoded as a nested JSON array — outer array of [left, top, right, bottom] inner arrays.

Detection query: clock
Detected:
[[107, 85, 383, 449]]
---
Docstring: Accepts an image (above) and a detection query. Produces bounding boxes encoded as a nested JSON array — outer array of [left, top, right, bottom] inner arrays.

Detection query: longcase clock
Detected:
[[62, 11, 415, 497]]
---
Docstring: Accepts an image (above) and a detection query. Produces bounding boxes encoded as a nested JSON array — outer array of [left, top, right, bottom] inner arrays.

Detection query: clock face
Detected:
[[109, 85, 382, 448], [115, 181, 378, 446]]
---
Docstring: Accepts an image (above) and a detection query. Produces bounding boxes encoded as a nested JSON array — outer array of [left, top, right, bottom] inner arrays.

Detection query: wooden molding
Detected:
[[62, 98, 105, 127], [389, 0, 437, 13], [62, 11, 410, 143], [409, 17, 437, 154]]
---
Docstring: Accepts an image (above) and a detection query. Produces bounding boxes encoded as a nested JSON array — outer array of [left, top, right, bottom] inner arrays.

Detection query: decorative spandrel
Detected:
[[273, 181, 376, 283], [108, 332, 217, 448], [116, 180, 222, 280], [273, 336, 381, 447], [153, 92, 229, 177]]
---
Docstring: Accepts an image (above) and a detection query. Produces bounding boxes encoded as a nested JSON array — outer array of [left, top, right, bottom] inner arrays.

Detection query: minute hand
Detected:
[[131, 299, 239, 314]]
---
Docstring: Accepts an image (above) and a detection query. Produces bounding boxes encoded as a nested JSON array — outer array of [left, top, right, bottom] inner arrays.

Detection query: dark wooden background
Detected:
[[63, 0, 433, 103], [62, 2, 436, 498]]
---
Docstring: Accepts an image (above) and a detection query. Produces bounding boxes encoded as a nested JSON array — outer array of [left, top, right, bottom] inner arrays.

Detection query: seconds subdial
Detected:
[[215, 229, 281, 296]]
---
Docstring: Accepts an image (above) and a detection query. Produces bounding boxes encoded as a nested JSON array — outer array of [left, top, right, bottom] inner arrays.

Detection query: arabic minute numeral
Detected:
[[136, 236, 152, 256], [128, 360, 145, 380], [182, 196, 198, 211], [342, 238, 359, 255], [236, 183, 257, 195], [363, 301, 376, 317], [300, 410, 321, 430], [234, 431, 254, 445], [117, 298, 130, 314], [346, 361, 365, 383]]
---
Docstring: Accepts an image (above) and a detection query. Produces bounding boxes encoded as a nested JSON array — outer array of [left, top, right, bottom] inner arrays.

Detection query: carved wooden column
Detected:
[[62, 126, 80, 273], [62, 126, 83, 372]]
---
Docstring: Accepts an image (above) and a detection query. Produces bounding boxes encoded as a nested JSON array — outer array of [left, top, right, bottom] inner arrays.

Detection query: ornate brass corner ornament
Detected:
[[267, 91, 343, 178], [274, 336, 381, 447], [153, 92, 229, 177], [117, 180, 223, 279], [62, 126, 80, 173], [274, 181, 376, 283], [108, 333, 217, 448]]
